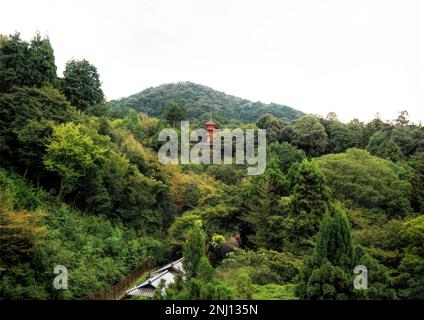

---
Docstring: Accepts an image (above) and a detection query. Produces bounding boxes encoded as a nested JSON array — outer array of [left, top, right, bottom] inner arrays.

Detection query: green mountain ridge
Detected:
[[110, 82, 304, 124]]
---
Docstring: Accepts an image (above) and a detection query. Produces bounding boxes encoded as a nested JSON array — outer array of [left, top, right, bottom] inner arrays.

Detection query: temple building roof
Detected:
[[125, 258, 185, 297]]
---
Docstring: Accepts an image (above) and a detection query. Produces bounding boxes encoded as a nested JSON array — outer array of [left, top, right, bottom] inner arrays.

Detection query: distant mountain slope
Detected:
[[110, 82, 303, 124]]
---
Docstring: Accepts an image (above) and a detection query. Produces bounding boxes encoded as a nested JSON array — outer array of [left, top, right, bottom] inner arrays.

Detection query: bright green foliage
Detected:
[[61, 59, 104, 111], [163, 101, 186, 127], [291, 115, 328, 157], [0, 87, 77, 171], [197, 255, 216, 282], [159, 226, 234, 300], [253, 283, 296, 300], [0, 33, 57, 92], [2, 30, 423, 301], [168, 211, 202, 247], [220, 248, 301, 287], [43, 122, 108, 199], [315, 148, 412, 217], [183, 227, 206, 278]]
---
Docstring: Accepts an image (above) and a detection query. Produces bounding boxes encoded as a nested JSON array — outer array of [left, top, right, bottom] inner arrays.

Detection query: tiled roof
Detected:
[[125, 258, 185, 297]]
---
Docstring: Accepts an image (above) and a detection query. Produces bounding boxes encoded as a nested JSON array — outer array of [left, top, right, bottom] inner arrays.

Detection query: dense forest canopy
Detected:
[[0, 32, 423, 300], [110, 82, 304, 125]]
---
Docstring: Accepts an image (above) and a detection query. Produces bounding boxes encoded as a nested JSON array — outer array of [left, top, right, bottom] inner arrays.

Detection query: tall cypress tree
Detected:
[[0, 33, 57, 92], [296, 206, 395, 299], [183, 226, 206, 278], [281, 159, 331, 251], [295, 206, 355, 299]]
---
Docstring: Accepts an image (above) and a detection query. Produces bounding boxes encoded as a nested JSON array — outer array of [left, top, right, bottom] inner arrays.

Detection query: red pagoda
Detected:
[[205, 110, 218, 142]]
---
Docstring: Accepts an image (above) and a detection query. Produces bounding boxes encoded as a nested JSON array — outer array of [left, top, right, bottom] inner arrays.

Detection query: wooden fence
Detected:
[[80, 258, 154, 300]]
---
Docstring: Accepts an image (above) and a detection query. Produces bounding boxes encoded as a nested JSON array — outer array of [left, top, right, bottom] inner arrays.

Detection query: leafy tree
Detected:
[[367, 129, 390, 155], [0, 33, 57, 92], [163, 101, 186, 127], [394, 110, 410, 126], [291, 115, 328, 157], [43, 122, 108, 200], [327, 120, 362, 153], [15, 119, 55, 184], [361, 116, 388, 148], [256, 114, 286, 143], [0, 34, 7, 47], [295, 207, 355, 299], [396, 214, 424, 299], [183, 227, 206, 278], [280, 159, 331, 251], [0, 189, 48, 299], [408, 152, 424, 213], [0, 86, 77, 171], [295, 206, 394, 300], [61, 59, 104, 111], [375, 139, 404, 162], [243, 176, 279, 249], [390, 125, 417, 157], [267, 141, 305, 173], [28, 34, 58, 88], [315, 149, 412, 218], [110, 82, 303, 124]]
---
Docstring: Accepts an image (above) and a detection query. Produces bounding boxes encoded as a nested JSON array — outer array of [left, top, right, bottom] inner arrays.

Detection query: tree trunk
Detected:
[[57, 177, 64, 201]]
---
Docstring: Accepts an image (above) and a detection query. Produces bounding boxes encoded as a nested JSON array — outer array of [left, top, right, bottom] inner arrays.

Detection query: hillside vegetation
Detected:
[[0, 33, 423, 300], [110, 82, 304, 125]]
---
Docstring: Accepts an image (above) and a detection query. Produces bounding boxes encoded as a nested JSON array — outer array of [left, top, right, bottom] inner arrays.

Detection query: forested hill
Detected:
[[110, 82, 304, 124]]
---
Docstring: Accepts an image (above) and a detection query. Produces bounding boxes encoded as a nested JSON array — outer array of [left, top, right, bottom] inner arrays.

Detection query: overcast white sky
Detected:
[[1, 0, 423, 123]]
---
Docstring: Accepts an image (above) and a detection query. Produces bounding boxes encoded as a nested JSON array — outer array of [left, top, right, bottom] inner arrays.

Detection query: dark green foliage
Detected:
[[0, 169, 163, 299], [256, 114, 288, 143], [395, 214, 424, 299], [160, 226, 234, 300], [267, 141, 306, 173], [375, 139, 404, 162], [163, 101, 186, 127], [0, 33, 57, 92], [322, 114, 362, 153], [408, 152, 424, 213], [295, 206, 395, 300], [61, 59, 104, 111], [0, 86, 77, 176], [110, 82, 303, 124], [206, 165, 245, 185], [291, 115, 328, 157], [1, 31, 422, 301], [281, 159, 331, 250]]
